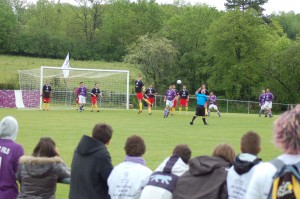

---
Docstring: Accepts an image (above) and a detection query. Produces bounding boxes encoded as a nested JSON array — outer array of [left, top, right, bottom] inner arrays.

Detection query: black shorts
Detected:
[[195, 105, 205, 116]]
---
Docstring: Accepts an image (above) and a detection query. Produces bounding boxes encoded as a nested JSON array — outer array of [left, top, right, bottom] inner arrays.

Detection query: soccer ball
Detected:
[[177, 80, 182, 84]]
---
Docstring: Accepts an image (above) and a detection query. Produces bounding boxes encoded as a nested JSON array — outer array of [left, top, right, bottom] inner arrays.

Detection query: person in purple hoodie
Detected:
[[0, 116, 24, 199]]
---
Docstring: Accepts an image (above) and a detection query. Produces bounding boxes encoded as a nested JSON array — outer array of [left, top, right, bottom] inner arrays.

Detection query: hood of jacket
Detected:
[[233, 153, 261, 175], [19, 155, 64, 178], [189, 156, 230, 176], [155, 155, 189, 176], [77, 135, 106, 156], [0, 116, 18, 141]]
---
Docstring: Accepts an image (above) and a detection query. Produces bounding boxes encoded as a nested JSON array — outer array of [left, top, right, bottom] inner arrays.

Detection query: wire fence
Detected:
[[129, 94, 296, 114]]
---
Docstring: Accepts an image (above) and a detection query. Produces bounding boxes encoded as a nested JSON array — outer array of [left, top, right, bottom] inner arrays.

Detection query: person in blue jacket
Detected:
[[190, 88, 208, 125]]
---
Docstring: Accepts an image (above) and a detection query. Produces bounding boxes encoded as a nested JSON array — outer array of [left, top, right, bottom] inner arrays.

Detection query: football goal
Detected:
[[18, 66, 130, 110]]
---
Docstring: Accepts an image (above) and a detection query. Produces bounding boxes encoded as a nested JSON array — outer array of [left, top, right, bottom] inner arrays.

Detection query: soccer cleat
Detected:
[[190, 122, 193, 125], [204, 123, 208, 125], [138, 110, 142, 114], [97, 110, 100, 112], [149, 113, 152, 115]]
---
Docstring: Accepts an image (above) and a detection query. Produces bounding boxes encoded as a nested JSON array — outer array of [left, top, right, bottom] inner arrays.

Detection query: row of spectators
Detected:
[[0, 104, 299, 199]]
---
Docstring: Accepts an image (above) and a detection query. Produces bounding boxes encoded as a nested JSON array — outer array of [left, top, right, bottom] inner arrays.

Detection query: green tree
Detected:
[[206, 10, 270, 99], [161, 5, 222, 91], [124, 34, 178, 91], [225, 0, 268, 14], [265, 43, 300, 104], [271, 11, 300, 40], [0, 0, 19, 53], [100, 0, 164, 61]]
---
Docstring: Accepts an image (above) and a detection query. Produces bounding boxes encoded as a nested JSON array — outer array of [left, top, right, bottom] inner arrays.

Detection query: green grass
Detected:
[[0, 108, 280, 198], [0, 55, 141, 84]]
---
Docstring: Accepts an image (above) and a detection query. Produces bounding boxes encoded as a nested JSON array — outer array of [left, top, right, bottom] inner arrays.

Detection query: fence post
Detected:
[[248, 101, 250, 114], [227, 100, 228, 113]]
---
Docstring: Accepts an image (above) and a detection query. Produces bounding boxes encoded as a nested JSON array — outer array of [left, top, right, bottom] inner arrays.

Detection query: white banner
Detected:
[[61, 53, 70, 78]]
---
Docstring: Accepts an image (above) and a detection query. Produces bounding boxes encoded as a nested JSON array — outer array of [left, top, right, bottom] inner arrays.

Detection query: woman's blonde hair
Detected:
[[274, 105, 300, 154]]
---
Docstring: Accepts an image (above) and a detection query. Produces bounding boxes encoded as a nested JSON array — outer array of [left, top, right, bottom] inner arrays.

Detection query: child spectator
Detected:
[[173, 144, 235, 199], [108, 135, 152, 199], [17, 137, 70, 198], [140, 144, 192, 199], [69, 123, 113, 199], [245, 105, 300, 199], [227, 131, 262, 199], [0, 116, 24, 199]]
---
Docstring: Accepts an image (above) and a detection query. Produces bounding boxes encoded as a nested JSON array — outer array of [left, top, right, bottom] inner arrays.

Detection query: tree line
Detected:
[[0, 0, 299, 104]]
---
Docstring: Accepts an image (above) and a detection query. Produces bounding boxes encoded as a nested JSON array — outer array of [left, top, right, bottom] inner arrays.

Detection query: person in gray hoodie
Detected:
[[17, 137, 70, 199], [173, 144, 235, 199], [69, 123, 113, 199], [0, 116, 24, 199]]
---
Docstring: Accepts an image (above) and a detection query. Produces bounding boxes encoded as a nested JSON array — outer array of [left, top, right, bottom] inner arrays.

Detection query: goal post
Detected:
[[19, 66, 130, 110]]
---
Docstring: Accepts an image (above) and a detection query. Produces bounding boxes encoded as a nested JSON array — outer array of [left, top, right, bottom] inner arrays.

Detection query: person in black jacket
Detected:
[[69, 123, 113, 199]]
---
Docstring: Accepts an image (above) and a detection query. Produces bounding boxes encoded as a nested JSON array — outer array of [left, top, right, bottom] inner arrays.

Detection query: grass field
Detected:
[[0, 108, 281, 198], [0, 55, 140, 84]]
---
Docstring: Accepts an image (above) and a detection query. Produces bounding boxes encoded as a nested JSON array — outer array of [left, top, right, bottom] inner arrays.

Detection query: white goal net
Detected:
[[18, 66, 129, 110]]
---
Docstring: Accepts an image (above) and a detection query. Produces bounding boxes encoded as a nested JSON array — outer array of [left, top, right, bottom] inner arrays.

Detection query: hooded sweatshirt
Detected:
[[227, 153, 261, 199], [0, 116, 24, 199], [173, 156, 231, 199], [69, 135, 113, 199], [17, 156, 70, 199], [140, 155, 189, 199]]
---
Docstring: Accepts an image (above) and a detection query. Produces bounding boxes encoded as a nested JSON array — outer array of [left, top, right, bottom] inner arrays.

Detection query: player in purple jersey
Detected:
[[264, 88, 274, 118], [208, 92, 221, 117], [163, 85, 177, 118], [0, 116, 24, 199], [77, 82, 87, 112], [258, 89, 266, 117]]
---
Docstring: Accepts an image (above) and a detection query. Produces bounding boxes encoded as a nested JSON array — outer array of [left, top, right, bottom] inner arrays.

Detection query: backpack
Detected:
[[268, 158, 300, 199], [146, 155, 180, 193]]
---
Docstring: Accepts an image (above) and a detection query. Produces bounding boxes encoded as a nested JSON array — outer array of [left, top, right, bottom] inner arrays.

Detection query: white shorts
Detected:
[[79, 95, 86, 104], [260, 103, 266, 110], [264, 101, 272, 110], [209, 104, 218, 111], [166, 100, 174, 108]]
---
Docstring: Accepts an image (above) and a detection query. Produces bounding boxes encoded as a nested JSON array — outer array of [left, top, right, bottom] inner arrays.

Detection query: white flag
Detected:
[[61, 53, 71, 78]]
